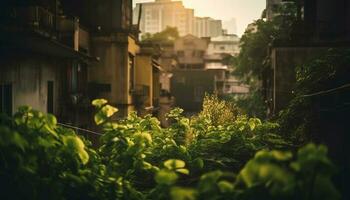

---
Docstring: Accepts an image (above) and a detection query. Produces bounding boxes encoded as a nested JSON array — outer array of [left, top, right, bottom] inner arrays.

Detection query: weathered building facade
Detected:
[[0, 0, 167, 125], [207, 34, 240, 56], [135, 44, 162, 115], [0, 0, 94, 120], [267, 0, 350, 115]]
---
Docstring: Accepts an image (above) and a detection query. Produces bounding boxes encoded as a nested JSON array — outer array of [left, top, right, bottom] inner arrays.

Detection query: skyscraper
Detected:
[[222, 18, 237, 35], [134, 0, 194, 36], [193, 17, 223, 38]]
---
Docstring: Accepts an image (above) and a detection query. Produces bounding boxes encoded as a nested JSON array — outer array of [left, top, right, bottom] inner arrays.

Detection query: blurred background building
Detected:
[[133, 0, 195, 36]]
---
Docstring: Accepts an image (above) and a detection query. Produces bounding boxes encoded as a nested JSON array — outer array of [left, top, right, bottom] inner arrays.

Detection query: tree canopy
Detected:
[[141, 26, 180, 43]]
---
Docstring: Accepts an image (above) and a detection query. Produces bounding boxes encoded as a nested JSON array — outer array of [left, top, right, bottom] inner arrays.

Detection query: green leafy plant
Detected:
[[0, 99, 341, 200]]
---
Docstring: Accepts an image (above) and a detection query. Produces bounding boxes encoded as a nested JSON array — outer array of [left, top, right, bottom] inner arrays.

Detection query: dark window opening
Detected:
[[47, 81, 54, 114], [194, 86, 204, 102], [71, 62, 78, 93], [0, 84, 13, 116], [129, 53, 135, 91]]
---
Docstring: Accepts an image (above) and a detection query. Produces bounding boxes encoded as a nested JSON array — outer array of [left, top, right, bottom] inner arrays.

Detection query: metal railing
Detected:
[[15, 6, 54, 31]]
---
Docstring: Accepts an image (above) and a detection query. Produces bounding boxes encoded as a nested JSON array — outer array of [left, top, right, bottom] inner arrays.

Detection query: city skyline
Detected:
[[133, 0, 266, 36]]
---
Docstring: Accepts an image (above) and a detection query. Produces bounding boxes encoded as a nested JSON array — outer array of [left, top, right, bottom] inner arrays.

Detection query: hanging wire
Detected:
[[57, 122, 103, 136], [301, 83, 350, 98]]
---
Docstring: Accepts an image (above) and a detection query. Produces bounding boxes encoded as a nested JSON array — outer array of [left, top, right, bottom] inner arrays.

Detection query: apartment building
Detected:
[[193, 17, 222, 38], [134, 0, 194, 36], [207, 34, 240, 56], [0, 0, 95, 120]]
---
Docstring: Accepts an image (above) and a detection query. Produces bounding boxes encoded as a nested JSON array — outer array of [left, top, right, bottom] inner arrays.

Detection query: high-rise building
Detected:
[[193, 17, 222, 38], [222, 18, 237, 35], [134, 0, 194, 36]]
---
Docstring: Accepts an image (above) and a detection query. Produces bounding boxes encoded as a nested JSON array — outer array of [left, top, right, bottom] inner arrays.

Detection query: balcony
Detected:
[[58, 16, 90, 52], [4, 6, 57, 38]]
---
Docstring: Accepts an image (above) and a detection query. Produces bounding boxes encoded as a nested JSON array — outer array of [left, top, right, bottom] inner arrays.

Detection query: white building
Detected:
[[204, 54, 249, 95], [222, 18, 238, 35], [193, 17, 222, 38], [134, 0, 194, 36], [207, 34, 240, 56]]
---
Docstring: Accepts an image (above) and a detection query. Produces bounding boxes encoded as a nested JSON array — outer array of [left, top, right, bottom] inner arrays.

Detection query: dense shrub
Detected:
[[0, 106, 118, 200], [0, 98, 341, 199], [197, 94, 240, 126]]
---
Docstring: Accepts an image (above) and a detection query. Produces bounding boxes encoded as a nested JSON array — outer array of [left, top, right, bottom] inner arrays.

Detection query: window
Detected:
[[129, 53, 135, 91], [47, 81, 54, 114], [197, 50, 204, 57], [0, 84, 12, 116], [178, 51, 185, 57], [194, 86, 204, 102], [220, 46, 225, 50], [71, 63, 78, 93]]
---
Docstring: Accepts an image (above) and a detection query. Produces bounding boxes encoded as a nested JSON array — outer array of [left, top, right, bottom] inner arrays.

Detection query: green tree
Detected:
[[236, 2, 298, 82], [141, 26, 180, 43], [230, 2, 298, 119]]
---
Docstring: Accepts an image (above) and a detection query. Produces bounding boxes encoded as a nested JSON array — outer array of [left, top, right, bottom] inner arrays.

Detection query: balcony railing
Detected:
[[14, 6, 55, 33]]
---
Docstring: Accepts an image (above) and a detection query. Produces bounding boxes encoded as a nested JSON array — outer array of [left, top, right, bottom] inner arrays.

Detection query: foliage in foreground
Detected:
[[0, 99, 340, 200]]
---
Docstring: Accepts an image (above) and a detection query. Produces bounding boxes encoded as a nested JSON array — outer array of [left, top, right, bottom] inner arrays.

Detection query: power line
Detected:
[[301, 83, 350, 98], [57, 122, 103, 136]]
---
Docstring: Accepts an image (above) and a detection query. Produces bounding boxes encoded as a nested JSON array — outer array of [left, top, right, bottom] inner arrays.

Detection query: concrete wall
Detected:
[[152, 67, 161, 105], [0, 55, 63, 115], [135, 55, 153, 107], [89, 34, 139, 117], [89, 37, 121, 103], [171, 70, 215, 111]]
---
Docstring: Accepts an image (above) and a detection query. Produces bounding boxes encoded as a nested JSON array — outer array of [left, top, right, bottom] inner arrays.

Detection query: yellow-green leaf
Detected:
[[164, 159, 186, 170], [92, 99, 108, 108]]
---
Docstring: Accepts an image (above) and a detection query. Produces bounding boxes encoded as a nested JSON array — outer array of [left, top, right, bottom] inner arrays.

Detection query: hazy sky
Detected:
[[133, 0, 266, 36]]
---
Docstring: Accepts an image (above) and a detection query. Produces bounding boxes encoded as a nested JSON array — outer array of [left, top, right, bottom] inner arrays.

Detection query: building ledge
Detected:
[[0, 31, 98, 62]]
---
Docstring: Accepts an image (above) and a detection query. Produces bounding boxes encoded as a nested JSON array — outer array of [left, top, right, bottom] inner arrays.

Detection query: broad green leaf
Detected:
[[193, 158, 204, 169], [94, 105, 118, 125], [271, 150, 293, 161], [142, 161, 153, 170], [101, 105, 118, 117], [45, 114, 57, 127], [155, 170, 178, 185], [170, 187, 197, 200], [248, 120, 256, 131], [92, 99, 108, 108], [218, 180, 234, 193], [176, 168, 189, 175], [134, 132, 152, 145], [11, 132, 28, 151], [63, 136, 89, 164], [164, 159, 186, 170]]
